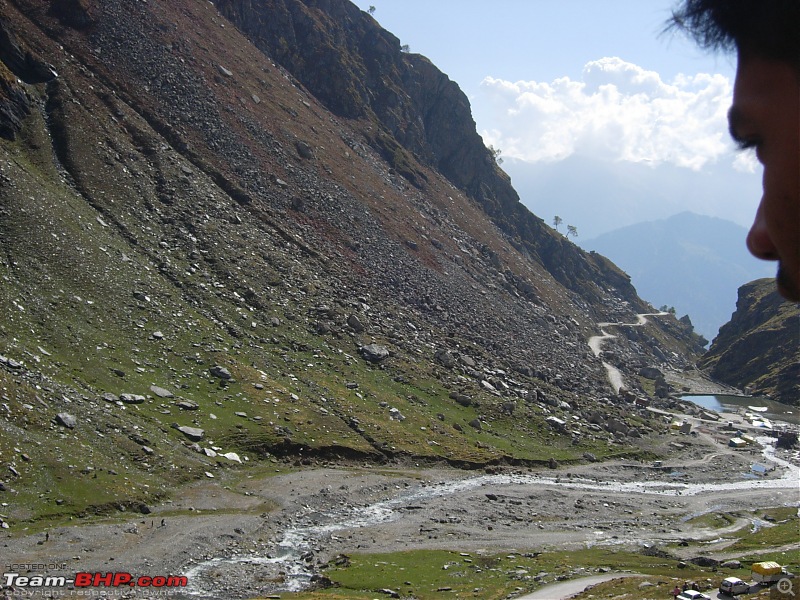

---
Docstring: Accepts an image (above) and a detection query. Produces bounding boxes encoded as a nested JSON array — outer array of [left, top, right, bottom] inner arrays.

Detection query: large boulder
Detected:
[[434, 348, 456, 368], [359, 344, 389, 363], [209, 365, 232, 380], [638, 366, 663, 380], [55, 413, 77, 429], [172, 425, 205, 442]]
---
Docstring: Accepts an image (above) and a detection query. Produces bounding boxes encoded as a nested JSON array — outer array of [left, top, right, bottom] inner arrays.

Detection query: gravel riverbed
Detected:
[[3, 413, 798, 599]]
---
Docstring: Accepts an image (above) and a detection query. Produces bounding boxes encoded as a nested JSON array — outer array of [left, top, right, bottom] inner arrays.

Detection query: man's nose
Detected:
[[746, 203, 779, 261]]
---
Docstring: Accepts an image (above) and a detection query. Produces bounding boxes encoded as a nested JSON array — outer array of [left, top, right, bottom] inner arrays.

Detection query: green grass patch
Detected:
[[724, 513, 800, 552], [275, 548, 720, 600], [683, 511, 737, 529]]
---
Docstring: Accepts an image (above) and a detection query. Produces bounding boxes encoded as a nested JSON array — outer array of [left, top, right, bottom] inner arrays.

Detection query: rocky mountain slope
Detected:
[[0, 0, 704, 526], [700, 279, 799, 405]]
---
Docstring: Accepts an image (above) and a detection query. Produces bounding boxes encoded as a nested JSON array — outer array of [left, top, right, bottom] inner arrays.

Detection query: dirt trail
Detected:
[[517, 574, 646, 599], [588, 312, 668, 392]]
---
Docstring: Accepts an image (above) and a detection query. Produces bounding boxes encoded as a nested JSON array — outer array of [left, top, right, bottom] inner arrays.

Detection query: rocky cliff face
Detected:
[[0, 13, 58, 139], [0, 0, 703, 525], [212, 0, 645, 308], [700, 279, 799, 405]]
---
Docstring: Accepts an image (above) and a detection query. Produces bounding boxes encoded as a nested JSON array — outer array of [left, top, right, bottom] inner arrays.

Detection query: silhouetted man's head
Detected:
[[669, 0, 800, 301]]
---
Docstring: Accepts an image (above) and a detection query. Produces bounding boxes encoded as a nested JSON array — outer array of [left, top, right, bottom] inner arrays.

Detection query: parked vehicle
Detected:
[[719, 576, 750, 596], [752, 561, 784, 584], [677, 590, 712, 600]]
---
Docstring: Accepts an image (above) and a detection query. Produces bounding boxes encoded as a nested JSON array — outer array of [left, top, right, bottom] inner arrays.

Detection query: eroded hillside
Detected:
[[0, 0, 703, 525], [700, 278, 799, 404]]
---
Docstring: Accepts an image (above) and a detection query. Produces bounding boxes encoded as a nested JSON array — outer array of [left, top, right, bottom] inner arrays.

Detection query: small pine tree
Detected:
[[487, 145, 503, 164]]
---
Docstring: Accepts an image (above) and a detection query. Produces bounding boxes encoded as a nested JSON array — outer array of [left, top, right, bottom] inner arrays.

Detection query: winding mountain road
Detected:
[[588, 312, 669, 392]]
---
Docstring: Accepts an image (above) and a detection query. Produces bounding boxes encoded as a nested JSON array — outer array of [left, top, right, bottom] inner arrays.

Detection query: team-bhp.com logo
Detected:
[[3, 572, 188, 589]]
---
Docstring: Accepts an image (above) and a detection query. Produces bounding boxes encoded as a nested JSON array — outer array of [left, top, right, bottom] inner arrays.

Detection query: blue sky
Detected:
[[349, 0, 762, 235], [351, 0, 737, 93]]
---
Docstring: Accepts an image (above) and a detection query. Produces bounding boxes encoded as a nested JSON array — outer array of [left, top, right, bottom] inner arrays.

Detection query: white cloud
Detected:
[[732, 150, 759, 174], [479, 57, 737, 171]]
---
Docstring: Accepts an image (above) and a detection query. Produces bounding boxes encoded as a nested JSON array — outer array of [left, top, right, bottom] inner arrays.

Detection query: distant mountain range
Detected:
[[582, 212, 775, 342], [503, 155, 762, 241]]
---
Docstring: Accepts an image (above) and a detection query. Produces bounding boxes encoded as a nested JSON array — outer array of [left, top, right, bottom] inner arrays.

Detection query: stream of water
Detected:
[[183, 435, 799, 595]]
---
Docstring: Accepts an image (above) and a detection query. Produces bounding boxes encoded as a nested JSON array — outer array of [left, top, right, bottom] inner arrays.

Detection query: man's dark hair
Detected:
[[668, 0, 800, 70]]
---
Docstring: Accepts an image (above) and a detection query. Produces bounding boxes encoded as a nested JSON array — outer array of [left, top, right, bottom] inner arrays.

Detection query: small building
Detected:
[[729, 438, 747, 449], [671, 420, 693, 432], [752, 561, 783, 583]]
